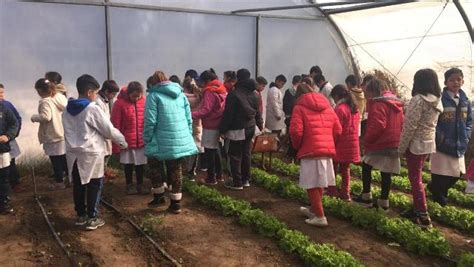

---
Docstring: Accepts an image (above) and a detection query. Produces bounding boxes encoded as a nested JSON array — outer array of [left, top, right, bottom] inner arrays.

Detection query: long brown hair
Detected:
[[295, 83, 314, 99], [330, 84, 358, 114]]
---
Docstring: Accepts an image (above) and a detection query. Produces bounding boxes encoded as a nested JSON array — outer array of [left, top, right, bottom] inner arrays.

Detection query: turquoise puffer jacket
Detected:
[[143, 81, 197, 160]]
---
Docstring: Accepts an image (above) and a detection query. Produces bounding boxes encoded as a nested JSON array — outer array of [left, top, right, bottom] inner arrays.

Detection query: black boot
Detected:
[[167, 200, 181, 214], [148, 193, 165, 208], [0, 198, 13, 215]]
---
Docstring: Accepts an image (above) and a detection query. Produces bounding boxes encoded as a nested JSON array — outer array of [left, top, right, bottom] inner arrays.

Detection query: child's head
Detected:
[[331, 84, 358, 113], [45, 71, 62, 85], [314, 74, 326, 87], [76, 74, 100, 101], [301, 77, 315, 88], [295, 83, 313, 99], [412, 68, 441, 97], [224, 71, 237, 82], [256, 76, 267, 92], [150, 71, 169, 87], [237, 69, 251, 82], [365, 78, 388, 99], [183, 77, 200, 95], [275, 74, 287, 89], [0, 83, 4, 100], [361, 74, 375, 92], [199, 70, 218, 87], [146, 76, 154, 90], [35, 78, 54, 98], [444, 67, 464, 94], [169, 75, 181, 85], [100, 80, 120, 101], [345, 74, 360, 89], [292, 75, 302, 87], [309, 65, 322, 77], [184, 69, 198, 79], [127, 81, 144, 103]]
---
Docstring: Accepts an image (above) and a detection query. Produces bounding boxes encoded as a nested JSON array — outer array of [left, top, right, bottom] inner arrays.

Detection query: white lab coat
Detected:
[[62, 102, 126, 184], [265, 86, 285, 131], [94, 95, 113, 156]]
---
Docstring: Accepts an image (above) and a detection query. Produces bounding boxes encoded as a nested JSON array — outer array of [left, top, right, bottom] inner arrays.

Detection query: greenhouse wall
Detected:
[[0, 0, 354, 157]]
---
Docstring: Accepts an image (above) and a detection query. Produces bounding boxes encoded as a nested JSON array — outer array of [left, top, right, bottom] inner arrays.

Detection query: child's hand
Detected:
[[0, 135, 9, 143], [30, 114, 40, 123]]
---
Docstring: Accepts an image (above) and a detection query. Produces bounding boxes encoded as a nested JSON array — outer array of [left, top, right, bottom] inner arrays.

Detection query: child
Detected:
[[0, 84, 23, 193], [314, 74, 335, 107], [465, 160, 474, 194], [62, 74, 127, 230], [223, 70, 237, 93], [309, 65, 322, 81], [399, 68, 443, 228], [111, 82, 148, 195], [192, 70, 227, 185], [266, 75, 286, 135], [96, 80, 119, 180], [345, 75, 366, 123], [0, 101, 19, 214], [327, 84, 360, 202], [428, 68, 472, 206], [291, 83, 342, 226], [220, 69, 263, 190], [31, 78, 68, 190], [169, 75, 181, 85], [255, 76, 268, 127], [283, 75, 301, 160], [354, 79, 404, 210], [45, 71, 67, 96], [183, 77, 203, 181], [144, 71, 197, 213]]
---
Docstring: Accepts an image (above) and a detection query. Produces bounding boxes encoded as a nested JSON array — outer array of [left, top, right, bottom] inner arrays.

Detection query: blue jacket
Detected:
[[435, 89, 472, 157], [143, 81, 197, 160], [1, 100, 21, 137], [0, 102, 18, 153]]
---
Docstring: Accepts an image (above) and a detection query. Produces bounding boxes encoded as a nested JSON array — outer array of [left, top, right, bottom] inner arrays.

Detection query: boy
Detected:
[[0, 84, 23, 193], [0, 99, 18, 214], [62, 74, 126, 230], [96, 80, 120, 181], [314, 74, 335, 107], [428, 68, 472, 206]]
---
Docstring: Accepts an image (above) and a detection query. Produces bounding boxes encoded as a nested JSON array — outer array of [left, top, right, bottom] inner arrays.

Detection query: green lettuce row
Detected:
[[254, 156, 474, 232], [458, 253, 474, 267], [182, 180, 363, 267], [250, 168, 450, 257], [400, 164, 467, 192]]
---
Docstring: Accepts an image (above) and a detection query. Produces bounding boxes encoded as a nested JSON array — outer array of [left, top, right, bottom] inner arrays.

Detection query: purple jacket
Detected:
[[192, 80, 227, 129]]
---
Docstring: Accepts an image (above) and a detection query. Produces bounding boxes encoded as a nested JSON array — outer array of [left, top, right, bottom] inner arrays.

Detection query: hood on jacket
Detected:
[[235, 79, 257, 92], [51, 93, 68, 111], [54, 83, 67, 94], [149, 81, 182, 99], [205, 80, 227, 94], [117, 86, 128, 100], [420, 93, 443, 113], [372, 91, 404, 113], [350, 88, 365, 100], [66, 98, 91, 116], [295, 92, 331, 112]]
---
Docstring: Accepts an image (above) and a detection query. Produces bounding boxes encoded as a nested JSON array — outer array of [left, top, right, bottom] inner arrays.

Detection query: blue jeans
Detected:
[[72, 161, 104, 218]]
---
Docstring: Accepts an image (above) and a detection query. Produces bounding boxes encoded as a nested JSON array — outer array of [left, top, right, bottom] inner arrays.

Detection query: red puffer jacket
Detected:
[[334, 102, 360, 163], [364, 91, 404, 153], [111, 87, 145, 153], [290, 92, 342, 159]]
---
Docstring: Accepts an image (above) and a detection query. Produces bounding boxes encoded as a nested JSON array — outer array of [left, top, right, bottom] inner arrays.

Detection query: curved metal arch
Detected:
[[453, 0, 474, 43]]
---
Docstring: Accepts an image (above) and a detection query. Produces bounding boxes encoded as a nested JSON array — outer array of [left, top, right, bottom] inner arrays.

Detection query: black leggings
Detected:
[[362, 162, 392, 199], [50, 155, 68, 183], [124, 164, 144, 185]]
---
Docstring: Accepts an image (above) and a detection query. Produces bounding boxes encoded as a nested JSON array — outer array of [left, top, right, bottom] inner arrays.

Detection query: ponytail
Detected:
[[330, 84, 358, 114]]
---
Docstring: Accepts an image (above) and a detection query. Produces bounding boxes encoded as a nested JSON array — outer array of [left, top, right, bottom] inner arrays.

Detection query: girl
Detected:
[[327, 84, 360, 202], [283, 75, 302, 160], [45, 71, 67, 97], [31, 78, 68, 190], [111, 82, 148, 195], [399, 68, 443, 229], [183, 77, 203, 181], [428, 68, 472, 206], [266, 75, 287, 135], [291, 83, 342, 227], [192, 70, 227, 185], [354, 79, 404, 210], [223, 70, 237, 93], [144, 71, 197, 213]]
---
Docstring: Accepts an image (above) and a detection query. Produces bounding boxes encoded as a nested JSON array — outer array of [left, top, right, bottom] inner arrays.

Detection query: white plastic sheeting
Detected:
[[0, 1, 107, 158], [109, 7, 256, 86]]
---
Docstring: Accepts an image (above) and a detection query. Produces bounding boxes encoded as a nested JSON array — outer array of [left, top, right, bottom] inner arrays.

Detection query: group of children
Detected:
[[0, 66, 472, 232]]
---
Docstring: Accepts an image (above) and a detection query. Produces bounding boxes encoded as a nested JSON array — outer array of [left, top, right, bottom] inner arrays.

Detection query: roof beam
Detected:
[[231, 1, 371, 14], [324, 0, 415, 15], [453, 0, 474, 43]]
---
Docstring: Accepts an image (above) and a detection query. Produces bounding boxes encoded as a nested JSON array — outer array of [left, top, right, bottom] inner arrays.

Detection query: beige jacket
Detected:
[[31, 93, 67, 144], [350, 87, 366, 118], [399, 94, 443, 155]]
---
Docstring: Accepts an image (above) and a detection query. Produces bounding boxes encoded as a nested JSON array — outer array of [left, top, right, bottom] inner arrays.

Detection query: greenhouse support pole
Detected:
[[255, 16, 261, 78], [453, 0, 474, 43], [105, 0, 113, 80]]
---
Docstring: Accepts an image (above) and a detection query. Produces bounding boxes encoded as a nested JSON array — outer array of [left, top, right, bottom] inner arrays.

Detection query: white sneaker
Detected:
[[466, 180, 474, 194], [305, 216, 328, 227], [75, 215, 88, 226], [299, 206, 315, 218], [85, 217, 105, 230]]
